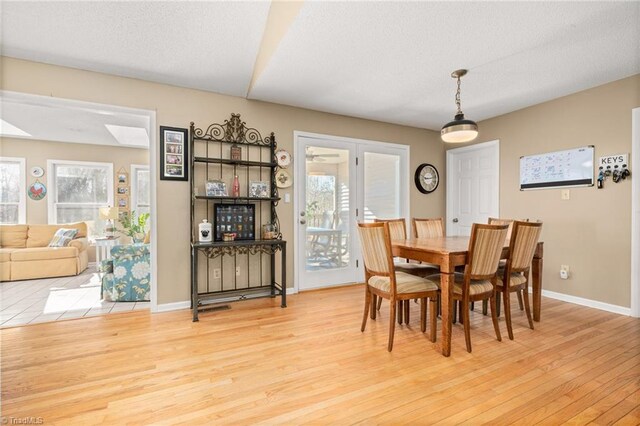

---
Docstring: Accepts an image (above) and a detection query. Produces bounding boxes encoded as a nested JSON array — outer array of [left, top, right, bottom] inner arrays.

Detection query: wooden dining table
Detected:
[[392, 236, 544, 357]]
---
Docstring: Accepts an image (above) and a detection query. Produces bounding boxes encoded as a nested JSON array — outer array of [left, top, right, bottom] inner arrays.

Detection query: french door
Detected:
[[295, 132, 408, 291]]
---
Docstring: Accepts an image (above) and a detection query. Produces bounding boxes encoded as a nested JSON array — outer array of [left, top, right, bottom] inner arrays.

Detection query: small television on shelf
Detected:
[[213, 204, 255, 242]]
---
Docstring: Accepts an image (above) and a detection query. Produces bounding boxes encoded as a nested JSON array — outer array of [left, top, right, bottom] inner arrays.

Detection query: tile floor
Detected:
[[0, 266, 149, 328]]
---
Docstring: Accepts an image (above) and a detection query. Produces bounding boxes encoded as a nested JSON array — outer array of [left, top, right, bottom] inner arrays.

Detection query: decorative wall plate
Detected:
[[30, 166, 44, 178], [28, 180, 47, 200], [275, 169, 292, 188], [275, 149, 292, 168], [414, 163, 439, 194]]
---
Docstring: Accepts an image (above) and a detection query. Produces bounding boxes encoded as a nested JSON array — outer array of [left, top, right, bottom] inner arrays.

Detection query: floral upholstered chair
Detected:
[[101, 244, 150, 302]]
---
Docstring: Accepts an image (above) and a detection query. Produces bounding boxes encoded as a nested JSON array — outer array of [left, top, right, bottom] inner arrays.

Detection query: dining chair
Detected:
[[497, 220, 543, 340], [412, 217, 444, 239], [486, 217, 524, 312], [427, 223, 508, 353], [357, 222, 440, 351], [373, 218, 439, 323]]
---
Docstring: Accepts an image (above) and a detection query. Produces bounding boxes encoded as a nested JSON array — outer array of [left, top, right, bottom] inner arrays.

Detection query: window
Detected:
[[48, 160, 113, 224], [0, 157, 26, 224], [131, 164, 150, 215]]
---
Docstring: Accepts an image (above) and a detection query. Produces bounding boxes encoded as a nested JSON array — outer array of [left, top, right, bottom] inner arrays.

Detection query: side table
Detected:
[[95, 237, 119, 271]]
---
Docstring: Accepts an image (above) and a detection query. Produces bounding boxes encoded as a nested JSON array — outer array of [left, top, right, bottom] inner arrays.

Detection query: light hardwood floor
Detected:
[[2, 285, 639, 425]]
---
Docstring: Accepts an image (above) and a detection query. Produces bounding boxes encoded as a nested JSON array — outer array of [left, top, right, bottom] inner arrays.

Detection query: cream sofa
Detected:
[[0, 222, 89, 281]]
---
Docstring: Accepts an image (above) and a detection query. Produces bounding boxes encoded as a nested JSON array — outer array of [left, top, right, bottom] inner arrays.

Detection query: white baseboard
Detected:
[[156, 300, 190, 312], [541, 289, 631, 316], [287, 287, 297, 295]]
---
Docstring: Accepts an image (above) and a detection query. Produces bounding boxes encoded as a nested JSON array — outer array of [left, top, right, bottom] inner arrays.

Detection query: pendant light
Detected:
[[441, 69, 478, 143]]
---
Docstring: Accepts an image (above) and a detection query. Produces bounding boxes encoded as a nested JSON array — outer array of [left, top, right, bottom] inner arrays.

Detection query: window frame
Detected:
[[47, 159, 114, 224], [0, 156, 26, 224], [130, 164, 150, 214]]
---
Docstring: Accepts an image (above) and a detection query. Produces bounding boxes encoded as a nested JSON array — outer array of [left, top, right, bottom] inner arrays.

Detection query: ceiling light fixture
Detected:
[[441, 69, 478, 143]]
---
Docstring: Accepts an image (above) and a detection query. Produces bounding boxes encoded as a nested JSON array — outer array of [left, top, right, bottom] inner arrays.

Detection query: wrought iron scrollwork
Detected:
[[192, 113, 272, 146], [199, 243, 284, 259]]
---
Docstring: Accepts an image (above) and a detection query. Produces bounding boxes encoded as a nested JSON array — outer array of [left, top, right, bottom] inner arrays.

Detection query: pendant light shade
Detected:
[[441, 69, 478, 143]]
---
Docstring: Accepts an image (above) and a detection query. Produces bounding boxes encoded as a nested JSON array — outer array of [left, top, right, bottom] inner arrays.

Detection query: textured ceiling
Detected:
[[249, 1, 640, 129], [1, 1, 271, 97], [1, 1, 638, 131]]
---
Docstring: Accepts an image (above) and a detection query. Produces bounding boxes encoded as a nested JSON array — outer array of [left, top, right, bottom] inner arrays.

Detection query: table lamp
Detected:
[[99, 206, 118, 238]]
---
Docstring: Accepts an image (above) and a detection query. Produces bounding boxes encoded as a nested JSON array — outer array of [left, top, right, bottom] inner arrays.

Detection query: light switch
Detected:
[[284, 193, 290, 203], [561, 189, 570, 200]]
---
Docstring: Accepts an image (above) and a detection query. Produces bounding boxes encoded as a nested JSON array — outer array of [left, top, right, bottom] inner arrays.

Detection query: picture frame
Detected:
[[249, 181, 270, 198], [213, 204, 255, 241], [206, 180, 228, 197], [117, 172, 128, 185], [117, 195, 128, 209], [160, 126, 188, 181]]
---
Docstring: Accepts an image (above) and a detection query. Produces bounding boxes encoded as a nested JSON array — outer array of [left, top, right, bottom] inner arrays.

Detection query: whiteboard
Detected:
[[520, 146, 594, 190]]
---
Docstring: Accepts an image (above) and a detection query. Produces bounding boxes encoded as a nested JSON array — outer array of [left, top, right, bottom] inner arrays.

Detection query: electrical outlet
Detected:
[[284, 193, 290, 203], [561, 189, 570, 200], [213, 269, 220, 279], [560, 265, 570, 280], [236, 266, 241, 276]]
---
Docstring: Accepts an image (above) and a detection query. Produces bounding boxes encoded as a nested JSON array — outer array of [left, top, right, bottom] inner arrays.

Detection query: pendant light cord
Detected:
[[455, 76, 463, 115]]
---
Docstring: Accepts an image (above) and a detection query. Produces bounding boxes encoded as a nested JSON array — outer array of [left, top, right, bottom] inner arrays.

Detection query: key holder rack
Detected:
[[597, 154, 631, 189]]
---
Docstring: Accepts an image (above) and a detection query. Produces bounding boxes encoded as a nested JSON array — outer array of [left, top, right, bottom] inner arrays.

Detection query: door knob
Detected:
[[300, 211, 306, 217], [453, 218, 459, 223], [300, 219, 306, 225]]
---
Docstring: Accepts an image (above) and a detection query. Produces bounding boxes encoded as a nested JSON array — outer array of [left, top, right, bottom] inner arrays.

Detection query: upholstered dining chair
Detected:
[[357, 222, 440, 351], [497, 220, 543, 340], [427, 223, 508, 353], [373, 218, 439, 323], [412, 217, 444, 239], [487, 217, 523, 312]]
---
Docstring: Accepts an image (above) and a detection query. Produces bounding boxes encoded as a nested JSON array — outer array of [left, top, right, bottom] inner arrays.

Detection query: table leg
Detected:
[[441, 272, 454, 357], [532, 256, 542, 322]]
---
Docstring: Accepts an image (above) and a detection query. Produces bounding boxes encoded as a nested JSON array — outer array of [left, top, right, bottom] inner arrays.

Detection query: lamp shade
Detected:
[[99, 206, 118, 220], [441, 113, 479, 143]]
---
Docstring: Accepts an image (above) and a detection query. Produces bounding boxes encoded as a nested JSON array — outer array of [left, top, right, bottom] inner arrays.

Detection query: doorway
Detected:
[[294, 132, 409, 291], [0, 91, 157, 326], [446, 140, 500, 236]]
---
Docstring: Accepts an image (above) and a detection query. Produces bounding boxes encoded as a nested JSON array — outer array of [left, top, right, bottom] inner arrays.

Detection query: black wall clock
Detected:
[[414, 163, 439, 194]]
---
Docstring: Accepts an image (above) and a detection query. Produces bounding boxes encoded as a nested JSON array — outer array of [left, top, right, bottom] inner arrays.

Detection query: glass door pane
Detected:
[[305, 146, 350, 271]]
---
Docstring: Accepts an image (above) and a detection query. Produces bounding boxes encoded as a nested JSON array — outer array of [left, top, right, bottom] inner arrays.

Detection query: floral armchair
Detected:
[[100, 244, 150, 302]]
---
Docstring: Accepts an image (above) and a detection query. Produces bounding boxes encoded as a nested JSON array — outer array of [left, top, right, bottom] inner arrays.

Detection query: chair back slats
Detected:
[[374, 218, 406, 242], [357, 223, 392, 275], [413, 218, 444, 239], [468, 224, 509, 278], [508, 221, 543, 271]]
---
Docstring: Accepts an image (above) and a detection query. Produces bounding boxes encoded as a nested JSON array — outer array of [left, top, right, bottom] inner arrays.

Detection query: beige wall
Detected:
[[464, 74, 639, 308], [1, 58, 445, 304]]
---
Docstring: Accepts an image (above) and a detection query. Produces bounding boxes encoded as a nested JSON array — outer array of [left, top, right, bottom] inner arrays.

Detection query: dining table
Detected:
[[392, 236, 544, 357]]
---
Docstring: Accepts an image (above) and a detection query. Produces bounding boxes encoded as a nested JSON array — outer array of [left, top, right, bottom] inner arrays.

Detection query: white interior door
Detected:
[[446, 140, 500, 236], [296, 136, 359, 290]]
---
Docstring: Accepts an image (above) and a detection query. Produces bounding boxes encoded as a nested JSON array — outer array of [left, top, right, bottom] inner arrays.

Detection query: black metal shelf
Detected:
[[192, 137, 272, 147], [193, 157, 276, 168], [193, 239, 285, 248], [190, 113, 286, 322], [194, 195, 280, 202]]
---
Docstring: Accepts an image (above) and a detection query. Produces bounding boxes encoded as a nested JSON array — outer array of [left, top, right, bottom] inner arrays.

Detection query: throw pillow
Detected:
[[48, 228, 79, 247]]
